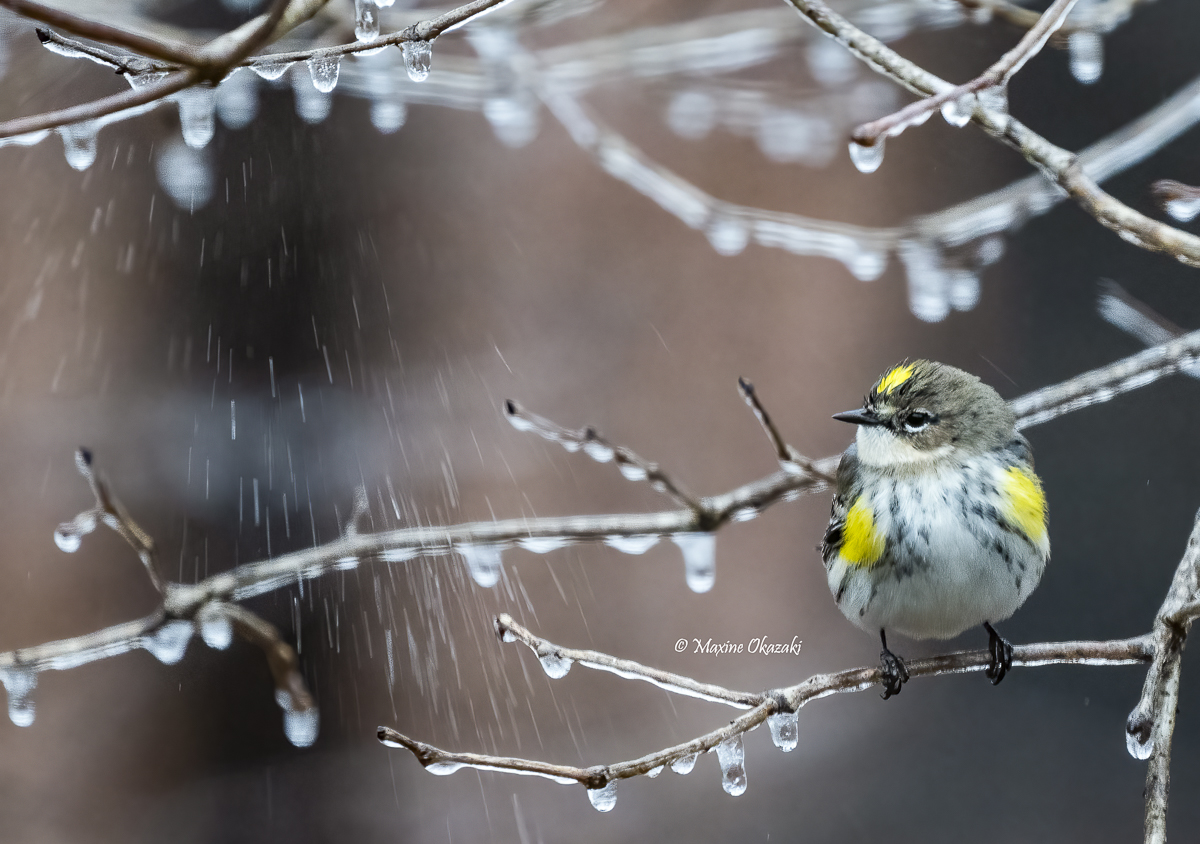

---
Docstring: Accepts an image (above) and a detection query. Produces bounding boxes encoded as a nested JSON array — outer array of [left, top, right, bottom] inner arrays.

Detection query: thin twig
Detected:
[[737, 377, 836, 483], [784, 0, 1200, 268], [852, 0, 1077, 147]]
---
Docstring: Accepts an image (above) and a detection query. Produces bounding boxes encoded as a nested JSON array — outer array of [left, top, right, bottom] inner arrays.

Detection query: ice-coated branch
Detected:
[[953, 0, 1151, 35], [737, 377, 836, 483], [783, 0, 1200, 268], [379, 617, 1150, 808], [852, 0, 1077, 148]]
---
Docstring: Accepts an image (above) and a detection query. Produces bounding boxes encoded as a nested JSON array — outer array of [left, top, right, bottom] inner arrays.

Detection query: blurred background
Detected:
[[1, 0, 1199, 840]]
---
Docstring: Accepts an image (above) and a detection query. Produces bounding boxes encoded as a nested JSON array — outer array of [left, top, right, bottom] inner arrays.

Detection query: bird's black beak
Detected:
[[832, 408, 883, 426]]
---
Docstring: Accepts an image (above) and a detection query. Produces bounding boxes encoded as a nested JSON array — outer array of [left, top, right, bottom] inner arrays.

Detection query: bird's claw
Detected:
[[879, 646, 909, 700], [984, 622, 1012, 685]]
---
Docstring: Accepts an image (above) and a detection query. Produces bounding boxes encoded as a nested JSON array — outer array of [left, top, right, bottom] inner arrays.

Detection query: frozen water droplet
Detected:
[[706, 214, 750, 257], [371, 99, 407, 134], [484, 97, 539, 148], [518, 537, 569, 554], [1, 667, 37, 727], [970, 5, 993, 24], [125, 70, 169, 90], [586, 781, 617, 812], [539, 651, 572, 679], [940, 93, 975, 128], [767, 711, 798, 752], [402, 40, 432, 82], [715, 734, 747, 796], [283, 705, 320, 747], [381, 547, 418, 563], [731, 507, 759, 523], [617, 462, 648, 481], [977, 84, 1008, 116], [807, 36, 857, 86], [604, 534, 659, 555], [292, 72, 332, 124], [156, 140, 214, 210], [216, 69, 259, 129], [666, 89, 717, 140], [1068, 31, 1103, 85], [335, 557, 360, 571], [848, 138, 884, 174], [583, 441, 614, 463], [58, 121, 98, 171], [354, 0, 381, 42], [975, 236, 1005, 266], [948, 269, 981, 311], [198, 604, 233, 650], [144, 619, 194, 665], [500, 627, 517, 643], [53, 511, 96, 552], [647, 765, 665, 778], [847, 246, 887, 281], [458, 543, 504, 587], [673, 533, 716, 593], [1166, 197, 1200, 223], [175, 86, 216, 149], [671, 752, 698, 775], [427, 761, 464, 775], [1127, 721, 1153, 760], [251, 59, 291, 81], [307, 55, 340, 93]]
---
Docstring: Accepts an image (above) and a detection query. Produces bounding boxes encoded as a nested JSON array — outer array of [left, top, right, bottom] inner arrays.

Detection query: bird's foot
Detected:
[[984, 622, 1012, 685], [878, 631, 909, 700]]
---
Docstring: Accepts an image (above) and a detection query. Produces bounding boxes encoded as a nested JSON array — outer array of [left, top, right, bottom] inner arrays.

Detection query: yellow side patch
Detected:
[[841, 498, 885, 567], [1001, 466, 1048, 548], [876, 363, 915, 396]]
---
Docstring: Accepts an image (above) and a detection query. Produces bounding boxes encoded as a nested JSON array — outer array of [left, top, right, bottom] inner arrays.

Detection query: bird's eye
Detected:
[[902, 410, 937, 433]]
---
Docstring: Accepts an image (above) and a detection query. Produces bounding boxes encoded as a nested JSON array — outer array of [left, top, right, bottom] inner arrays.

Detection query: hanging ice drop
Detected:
[[402, 40, 432, 82], [848, 138, 884, 174]]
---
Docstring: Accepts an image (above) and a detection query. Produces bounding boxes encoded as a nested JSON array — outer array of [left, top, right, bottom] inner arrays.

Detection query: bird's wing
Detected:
[[820, 444, 859, 569]]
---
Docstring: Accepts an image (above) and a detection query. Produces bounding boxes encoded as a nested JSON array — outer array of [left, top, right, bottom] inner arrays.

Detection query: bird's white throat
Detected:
[[855, 425, 954, 467]]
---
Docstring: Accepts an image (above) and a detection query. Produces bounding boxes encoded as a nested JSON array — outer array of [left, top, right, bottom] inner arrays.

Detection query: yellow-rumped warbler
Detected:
[[821, 360, 1049, 698]]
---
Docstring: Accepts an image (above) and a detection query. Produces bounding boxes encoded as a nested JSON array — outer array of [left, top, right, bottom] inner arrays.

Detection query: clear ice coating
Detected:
[[1127, 725, 1154, 760], [426, 761, 465, 775], [586, 781, 617, 812], [277, 690, 320, 747], [250, 59, 291, 81], [848, 138, 884, 174], [617, 462, 648, 481], [517, 536, 569, 554], [647, 765, 665, 778], [1068, 31, 1104, 85], [176, 87, 217, 149], [977, 84, 1008, 116], [54, 511, 97, 553], [143, 620, 194, 665], [847, 246, 887, 282], [706, 214, 750, 257], [672, 533, 716, 593], [670, 753, 698, 775], [582, 440, 614, 463], [58, 122, 98, 171], [604, 534, 659, 555], [538, 651, 573, 679], [307, 55, 341, 93], [402, 40, 432, 82], [354, 0, 381, 42], [715, 734, 748, 796], [767, 711, 799, 752], [940, 93, 975, 128], [458, 543, 504, 587], [0, 666, 37, 727], [198, 605, 233, 650]]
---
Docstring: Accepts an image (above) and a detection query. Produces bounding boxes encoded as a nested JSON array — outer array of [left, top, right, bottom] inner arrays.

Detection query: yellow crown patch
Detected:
[[876, 363, 915, 396]]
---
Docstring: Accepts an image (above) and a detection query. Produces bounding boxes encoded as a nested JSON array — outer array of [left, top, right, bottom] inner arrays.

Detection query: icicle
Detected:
[[58, 122, 98, 171], [538, 651, 572, 679], [458, 543, 504, 587], [143, 620, 194, 665], [846, 246, 887, 281], [604, 534, 659, 555], [586, 781, 617, 812], [277, 690, 319, 747], [216, 69, 259, 130], [767, 712, 799, 752], [673, 533, 716, 593], [1127, 725, 1153, 760], [54, 510, 97, 553], [292, 73, 332, 124], [354, 0, 381, 42], [197, 603, 233, 650], [176, 87, 217, 149], [250, 59, 291, 81], [848, 138, 884, 174], [940, 93, 975, 128], [647, 765, 665, 778], [715, 734, 747, 796], [426, 761, 465, 775], [1068, 31, 1103, 85], [671, 752, 698, 775], [517, 537, 569, 554], [948, 268, 981, 312], [0, 666, 37, 727], [307, 55, 341, 93], [402, 40, 432, 82], [705, 213, 750, 257]]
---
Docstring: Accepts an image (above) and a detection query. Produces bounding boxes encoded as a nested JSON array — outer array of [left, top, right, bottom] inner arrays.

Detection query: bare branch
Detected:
[[783, 0, 1200, 267], [852, 0, 1077, 147], [737, 377, 835, 483]]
